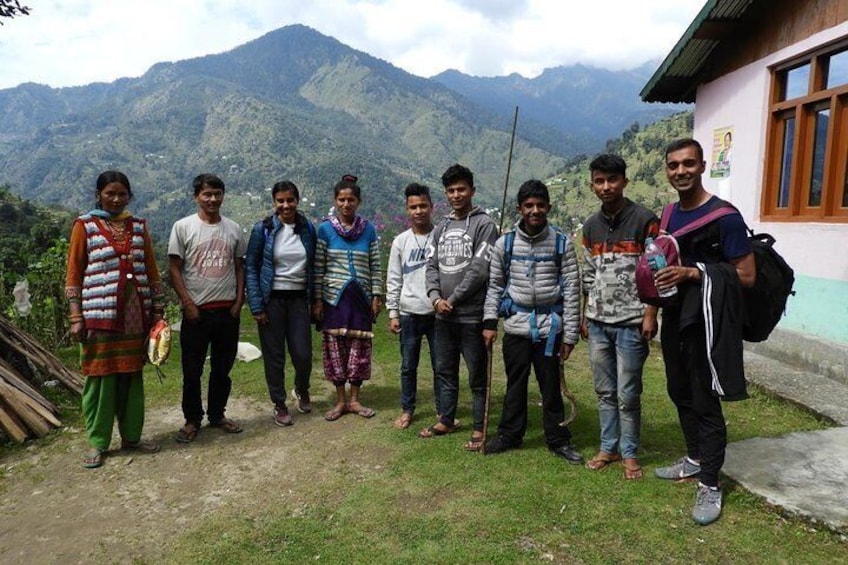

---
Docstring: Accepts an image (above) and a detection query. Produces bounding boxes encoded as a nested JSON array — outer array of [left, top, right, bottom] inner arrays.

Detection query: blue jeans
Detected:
[[588, 321, 649, 459], [434, 319, 487, 432], [399, 314, 439, 415]]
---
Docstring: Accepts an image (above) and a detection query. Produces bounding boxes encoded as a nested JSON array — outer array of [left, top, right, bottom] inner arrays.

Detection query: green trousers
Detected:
[[82, 372, 145, 450]]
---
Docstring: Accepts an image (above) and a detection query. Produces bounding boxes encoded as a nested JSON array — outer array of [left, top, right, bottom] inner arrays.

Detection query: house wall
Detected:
[[693, 20, 848, 346]]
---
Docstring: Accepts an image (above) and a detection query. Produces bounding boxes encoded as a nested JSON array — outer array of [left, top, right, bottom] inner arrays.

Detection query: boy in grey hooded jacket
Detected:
[[421, 164, 497, 451]]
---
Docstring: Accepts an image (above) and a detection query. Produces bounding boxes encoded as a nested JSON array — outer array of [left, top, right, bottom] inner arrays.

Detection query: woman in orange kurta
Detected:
[[65, 170, 164, 468]]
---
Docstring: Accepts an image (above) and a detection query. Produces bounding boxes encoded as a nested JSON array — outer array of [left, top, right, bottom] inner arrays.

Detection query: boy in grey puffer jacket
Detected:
[[482, 179, 584, 463]]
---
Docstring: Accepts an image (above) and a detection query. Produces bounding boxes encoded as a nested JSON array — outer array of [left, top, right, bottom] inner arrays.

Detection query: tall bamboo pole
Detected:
[[482, 106, 519, 454]]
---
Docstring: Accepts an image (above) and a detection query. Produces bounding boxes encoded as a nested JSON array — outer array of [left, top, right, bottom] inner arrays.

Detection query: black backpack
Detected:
[[742, 231, 795, 342], [658, 203, 795, 342]]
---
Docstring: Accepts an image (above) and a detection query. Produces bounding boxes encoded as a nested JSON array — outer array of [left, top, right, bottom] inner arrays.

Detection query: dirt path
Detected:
[[0, 394, 392, 564]]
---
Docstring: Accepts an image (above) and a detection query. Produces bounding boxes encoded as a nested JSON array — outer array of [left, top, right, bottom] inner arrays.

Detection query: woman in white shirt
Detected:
[[246, 181, 317, 427]]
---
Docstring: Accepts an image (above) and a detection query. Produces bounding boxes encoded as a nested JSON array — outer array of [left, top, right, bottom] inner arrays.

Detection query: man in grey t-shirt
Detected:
[[168, 173, 246, 443]]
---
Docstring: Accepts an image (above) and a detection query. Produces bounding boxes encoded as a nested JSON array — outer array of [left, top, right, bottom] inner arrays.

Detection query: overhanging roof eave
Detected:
[[640, 0, 720, 102]]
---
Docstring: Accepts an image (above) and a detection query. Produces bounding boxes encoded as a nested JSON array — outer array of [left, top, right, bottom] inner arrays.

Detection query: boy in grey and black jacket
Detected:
[[426, 205, 496, 322]]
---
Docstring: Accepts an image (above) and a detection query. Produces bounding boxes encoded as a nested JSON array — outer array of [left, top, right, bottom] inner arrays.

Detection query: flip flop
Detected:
[[324, 405, 346, 421], [82, 448, 103, 469], [208, 417, 243, 433], [585, 451, 621, 471], [347, 401, 376, 419], [464, 434, 485, 452], [176, 421, 200, 443], [437, 415, 462, 428], [418, 422, 461, 438], [120, 439, 161, 453], [394, 412, 413, 429], [623, 458, 643, 480]]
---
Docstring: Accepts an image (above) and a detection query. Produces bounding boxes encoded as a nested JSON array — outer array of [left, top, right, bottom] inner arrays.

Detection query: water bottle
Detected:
[[645, 237, 678, 298]]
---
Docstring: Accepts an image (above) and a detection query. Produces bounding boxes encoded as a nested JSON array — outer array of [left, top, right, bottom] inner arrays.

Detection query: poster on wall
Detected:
[[710, 126, 733, 178]]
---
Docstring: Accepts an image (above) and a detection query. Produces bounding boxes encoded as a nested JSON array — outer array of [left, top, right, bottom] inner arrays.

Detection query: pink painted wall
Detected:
[[693, 21, 848, 283], [691, 22, 848, 344]]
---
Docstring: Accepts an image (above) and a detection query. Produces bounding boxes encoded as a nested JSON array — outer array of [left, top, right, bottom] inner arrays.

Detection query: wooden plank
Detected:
[[838, 0, 848, 23], [0, 401, 29, 442], [0, 314, 84, 393], [0, 358, 58, 413], [2, 383, 61, 426], [0, 372, 61, 439]]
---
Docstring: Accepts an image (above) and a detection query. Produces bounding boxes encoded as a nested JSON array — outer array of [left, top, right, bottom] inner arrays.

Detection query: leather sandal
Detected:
[[585, 451, 621, 471], [347, 401, 375, 418], [208, 417, 243, 433], [176, 421, 200, 443], [623, 458, 643, 480], [121, 439, 161, 453], [394, 412, 413, 429], [324, 404, 346, 421], [419, 422, 461, 438], [464, 432, 484, 452]]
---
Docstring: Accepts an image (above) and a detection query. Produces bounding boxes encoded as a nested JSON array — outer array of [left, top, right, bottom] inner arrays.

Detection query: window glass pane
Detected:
[[843, 151, 848, 207], [809, 108, 829, 207], [826, 50, 848, 89], [784, 64, 810, 100], [778, 117, 795, 208], [843, 170, 848, 207]]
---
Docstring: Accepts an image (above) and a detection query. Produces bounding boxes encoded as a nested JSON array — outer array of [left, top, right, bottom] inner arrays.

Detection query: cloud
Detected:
[[0, 0, 704, 89], [455, 0, 530, 22]]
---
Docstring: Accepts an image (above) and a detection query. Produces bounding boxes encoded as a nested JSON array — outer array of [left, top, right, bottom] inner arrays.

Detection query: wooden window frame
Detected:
[[763, 43, 848, 221]]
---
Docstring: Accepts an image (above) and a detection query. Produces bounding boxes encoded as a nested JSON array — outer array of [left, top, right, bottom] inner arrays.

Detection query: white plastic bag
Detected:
[[13, 280, 32, 317], [236, 341, 262, 363]]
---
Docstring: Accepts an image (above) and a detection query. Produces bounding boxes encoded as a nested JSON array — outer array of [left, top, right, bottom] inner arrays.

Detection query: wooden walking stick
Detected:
[[480, 343, 494, 453], [481, 106, 520, 454]]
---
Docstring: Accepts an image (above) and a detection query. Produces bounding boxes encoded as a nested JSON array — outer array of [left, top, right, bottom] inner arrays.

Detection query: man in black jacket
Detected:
[[653, 138, 755, 526]]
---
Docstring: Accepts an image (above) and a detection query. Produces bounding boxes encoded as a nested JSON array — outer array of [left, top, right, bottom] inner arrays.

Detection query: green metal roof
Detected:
[[641, 0, 757, 103]]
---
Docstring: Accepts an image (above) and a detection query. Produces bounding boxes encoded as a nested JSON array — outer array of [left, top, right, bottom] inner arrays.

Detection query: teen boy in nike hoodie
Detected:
[[421, 164, 498, 451]]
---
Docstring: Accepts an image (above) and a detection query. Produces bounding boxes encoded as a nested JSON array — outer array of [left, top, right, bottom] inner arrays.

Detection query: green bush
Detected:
[[2, 237, 71, 350]]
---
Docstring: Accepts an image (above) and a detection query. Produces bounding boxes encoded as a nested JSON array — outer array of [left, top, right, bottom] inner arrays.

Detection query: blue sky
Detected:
[[0, 0, 706, 89]]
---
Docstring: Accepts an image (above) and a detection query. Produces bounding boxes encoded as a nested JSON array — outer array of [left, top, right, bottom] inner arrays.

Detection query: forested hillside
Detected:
[[0, 186, 73, 277], [0, 187, 75, 348]]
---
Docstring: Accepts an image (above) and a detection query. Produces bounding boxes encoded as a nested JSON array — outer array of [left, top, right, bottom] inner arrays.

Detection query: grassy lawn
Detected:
[[8, 312, 847, 563]]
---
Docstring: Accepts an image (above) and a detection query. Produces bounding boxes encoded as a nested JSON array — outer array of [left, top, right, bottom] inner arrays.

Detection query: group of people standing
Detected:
[[65, 172, 384, 460], [65, 137, 754, 527]]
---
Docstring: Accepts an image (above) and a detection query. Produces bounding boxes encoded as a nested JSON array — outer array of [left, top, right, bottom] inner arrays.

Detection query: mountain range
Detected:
[[0, 24, 686, 240], [432, 62, 688, 154]]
